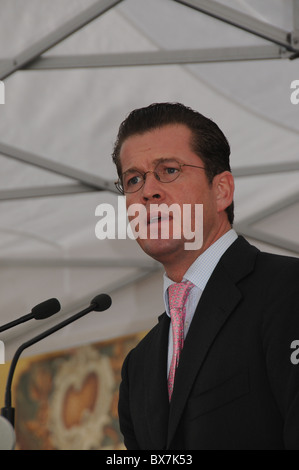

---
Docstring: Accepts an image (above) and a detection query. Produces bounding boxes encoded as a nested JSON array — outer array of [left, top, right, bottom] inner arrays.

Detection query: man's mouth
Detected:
[[148, 215, 160, 224], [147, 213, 172, 225]]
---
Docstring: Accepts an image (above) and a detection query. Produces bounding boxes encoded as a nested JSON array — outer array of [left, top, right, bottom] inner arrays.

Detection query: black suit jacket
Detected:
[[118, 236, 299, 449]]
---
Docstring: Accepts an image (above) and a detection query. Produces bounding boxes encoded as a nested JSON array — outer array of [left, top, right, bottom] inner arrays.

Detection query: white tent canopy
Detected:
[[0, 0, 298, 361]]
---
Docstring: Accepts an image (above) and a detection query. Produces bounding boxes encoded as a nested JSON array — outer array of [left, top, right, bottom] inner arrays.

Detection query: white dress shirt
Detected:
[[163, 229, 238, 376]]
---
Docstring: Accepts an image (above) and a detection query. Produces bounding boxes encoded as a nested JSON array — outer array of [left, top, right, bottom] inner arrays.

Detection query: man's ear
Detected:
[[214, 171, 235, 214]]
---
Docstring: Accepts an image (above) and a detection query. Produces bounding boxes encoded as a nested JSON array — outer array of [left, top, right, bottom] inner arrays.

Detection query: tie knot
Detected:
[[168, 280, 194, 314]]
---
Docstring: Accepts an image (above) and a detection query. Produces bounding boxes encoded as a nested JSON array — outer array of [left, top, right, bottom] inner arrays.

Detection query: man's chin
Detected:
[[136, 237, 184, 262]]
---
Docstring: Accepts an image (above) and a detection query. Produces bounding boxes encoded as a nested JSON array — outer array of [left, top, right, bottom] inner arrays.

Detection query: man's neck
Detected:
[[164, 223, 232, 282]]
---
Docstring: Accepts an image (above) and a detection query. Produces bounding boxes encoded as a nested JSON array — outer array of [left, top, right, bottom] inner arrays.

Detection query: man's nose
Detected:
[[141, 171, 163, 200]]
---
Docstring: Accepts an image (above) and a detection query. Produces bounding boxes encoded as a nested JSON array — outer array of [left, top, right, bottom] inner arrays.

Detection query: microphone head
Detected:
[[90, 294, 112, 312], [31, 298, 61, 320]]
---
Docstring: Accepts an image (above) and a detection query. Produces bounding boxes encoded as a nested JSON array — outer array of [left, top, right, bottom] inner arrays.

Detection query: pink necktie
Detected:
[[167, 280, 194, 400]]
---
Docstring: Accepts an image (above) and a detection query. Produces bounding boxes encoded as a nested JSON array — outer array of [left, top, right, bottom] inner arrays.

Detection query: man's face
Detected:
[[119, 124, 227, 265]]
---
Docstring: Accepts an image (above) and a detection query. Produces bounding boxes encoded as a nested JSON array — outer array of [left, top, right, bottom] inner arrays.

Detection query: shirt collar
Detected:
[[163, 229, 238, 310]]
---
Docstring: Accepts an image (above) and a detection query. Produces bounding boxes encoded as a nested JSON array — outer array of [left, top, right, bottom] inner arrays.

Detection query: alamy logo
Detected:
[[290, 80, 299, 104], [95, 197, 203, 250], [0, 80, 4, 104], [0, 340, 5, 364], [290, 340, 299, 365]]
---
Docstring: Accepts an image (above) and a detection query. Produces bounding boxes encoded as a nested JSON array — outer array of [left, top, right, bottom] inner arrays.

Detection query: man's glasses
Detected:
[[115, 159, 205, 194]]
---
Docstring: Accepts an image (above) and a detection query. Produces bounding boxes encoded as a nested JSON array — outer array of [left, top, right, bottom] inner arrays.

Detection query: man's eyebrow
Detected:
[[122, 157, 179, 174], [153, 157, 179, 164], [122, 166, 140, 174]]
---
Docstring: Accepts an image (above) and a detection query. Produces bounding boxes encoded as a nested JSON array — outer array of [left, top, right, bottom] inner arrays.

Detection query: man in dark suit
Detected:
[[112, 102, 299, 450]]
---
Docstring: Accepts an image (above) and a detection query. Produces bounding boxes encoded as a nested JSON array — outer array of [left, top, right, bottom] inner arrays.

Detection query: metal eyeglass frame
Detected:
[[114, 160, 205, 194]]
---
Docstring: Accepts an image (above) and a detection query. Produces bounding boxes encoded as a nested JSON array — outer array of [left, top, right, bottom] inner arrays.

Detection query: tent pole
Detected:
[[0, 0, 124, 81], [174, 0, 298, 53]]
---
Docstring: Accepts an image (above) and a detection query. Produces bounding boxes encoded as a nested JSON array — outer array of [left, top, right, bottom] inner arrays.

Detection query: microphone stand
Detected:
[[1, 294, 111, 427], [0, 313, 34, 334], [0, 298, 60, 334]]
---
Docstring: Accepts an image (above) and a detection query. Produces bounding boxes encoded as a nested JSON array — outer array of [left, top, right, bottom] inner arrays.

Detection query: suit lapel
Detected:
[[144, 312, 170, 449], [166, 236, 259, 448]]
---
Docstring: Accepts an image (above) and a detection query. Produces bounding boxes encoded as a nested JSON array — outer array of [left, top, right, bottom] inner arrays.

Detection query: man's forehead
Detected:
[[119, 124, 193, 166]]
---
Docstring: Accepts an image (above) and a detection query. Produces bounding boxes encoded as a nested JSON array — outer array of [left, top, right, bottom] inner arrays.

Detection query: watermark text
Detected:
[[290, 340, 299, 364], [95, 197, 203, 250], [0, 340, 5, 364], [0, 80, 4, 104], [290, 80, 299, 104]]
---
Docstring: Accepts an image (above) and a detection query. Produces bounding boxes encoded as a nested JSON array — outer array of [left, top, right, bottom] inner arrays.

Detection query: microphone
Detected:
[[1, 293, 112, 427], [0, 298, 61, 333]]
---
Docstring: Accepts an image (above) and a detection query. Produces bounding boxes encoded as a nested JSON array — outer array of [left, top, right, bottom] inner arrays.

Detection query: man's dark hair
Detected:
[[112, 102, 234, 225]]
